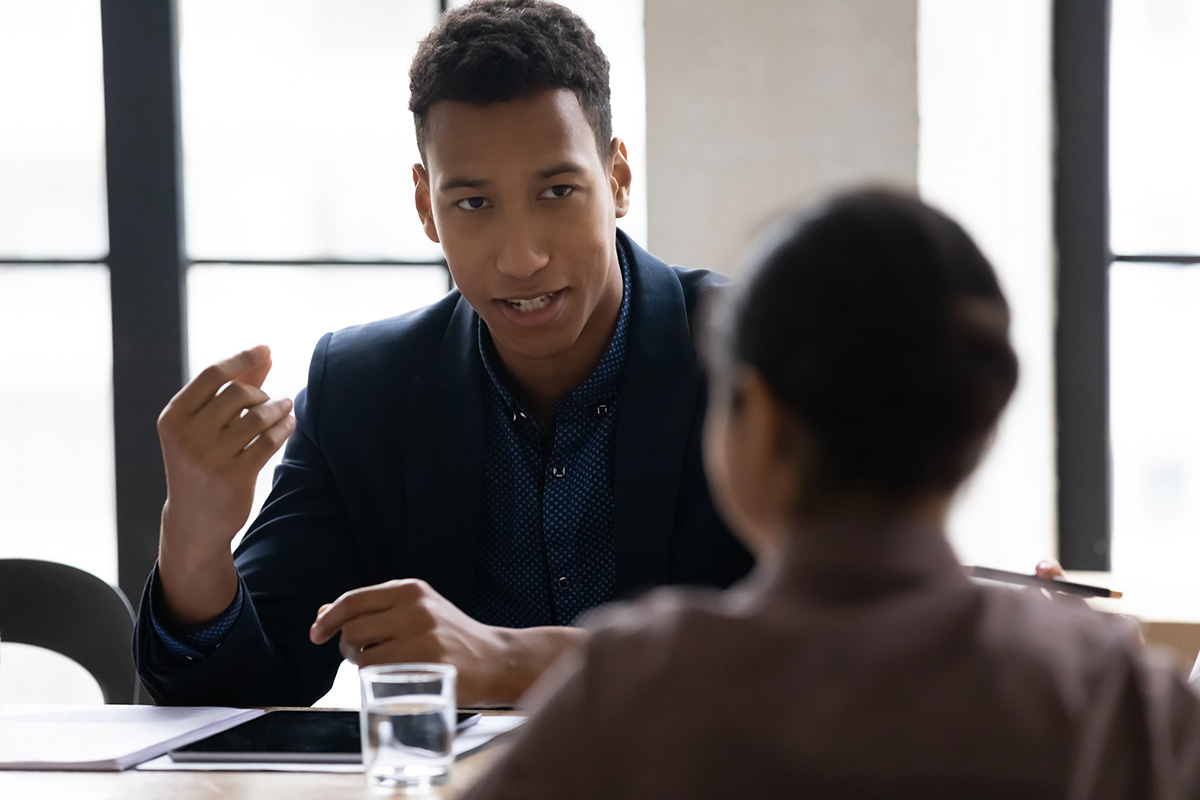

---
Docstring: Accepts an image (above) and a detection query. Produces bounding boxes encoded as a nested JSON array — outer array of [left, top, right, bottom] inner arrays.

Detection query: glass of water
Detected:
[[359, 663, 457, 794]]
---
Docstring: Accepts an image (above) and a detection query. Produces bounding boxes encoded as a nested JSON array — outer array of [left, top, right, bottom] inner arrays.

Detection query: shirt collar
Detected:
[[478, 237, 632, 418]]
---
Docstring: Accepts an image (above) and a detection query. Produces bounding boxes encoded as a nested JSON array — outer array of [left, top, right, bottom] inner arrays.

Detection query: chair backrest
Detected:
[[0, 558, 140, 704]]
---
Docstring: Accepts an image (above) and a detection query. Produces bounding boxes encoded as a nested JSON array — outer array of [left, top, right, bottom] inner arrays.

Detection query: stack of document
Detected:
[[0, 705, 262, 770]]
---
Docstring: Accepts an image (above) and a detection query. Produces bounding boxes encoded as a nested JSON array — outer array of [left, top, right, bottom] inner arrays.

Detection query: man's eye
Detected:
[[456, 197, 491, 210], [540, 185, 573, 199]]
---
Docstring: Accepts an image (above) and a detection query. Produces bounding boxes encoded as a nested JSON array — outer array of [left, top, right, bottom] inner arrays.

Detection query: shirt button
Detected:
[[595, 403, 608, 417], [552, 466, 566, 478], [556, 576, 571, 590]]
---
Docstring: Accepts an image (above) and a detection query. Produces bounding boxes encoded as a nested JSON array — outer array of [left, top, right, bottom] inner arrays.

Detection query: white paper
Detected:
[[0, 705, 263, 771], [135, 714, 527, 773], [454, 715, 526, 759]]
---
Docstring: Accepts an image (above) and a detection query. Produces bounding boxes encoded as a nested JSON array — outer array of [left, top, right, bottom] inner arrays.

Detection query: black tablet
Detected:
[[168, 709, 481, 763]]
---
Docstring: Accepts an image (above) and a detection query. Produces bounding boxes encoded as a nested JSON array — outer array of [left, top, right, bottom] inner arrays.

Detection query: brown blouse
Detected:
[[464, 520, 1200, 799]]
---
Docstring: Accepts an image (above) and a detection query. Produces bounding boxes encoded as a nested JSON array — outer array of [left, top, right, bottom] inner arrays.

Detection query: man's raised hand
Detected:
[[156, 345, 296, 625]]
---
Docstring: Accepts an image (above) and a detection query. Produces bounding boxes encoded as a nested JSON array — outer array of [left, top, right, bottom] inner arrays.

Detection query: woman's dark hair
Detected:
[[707, 188, 1019, 496], [409, 0, 612, 162]]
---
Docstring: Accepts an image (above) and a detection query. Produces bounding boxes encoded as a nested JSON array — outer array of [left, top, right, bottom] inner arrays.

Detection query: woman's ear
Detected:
[[708, 368, 811, 554], [739, 370, 810, 481]]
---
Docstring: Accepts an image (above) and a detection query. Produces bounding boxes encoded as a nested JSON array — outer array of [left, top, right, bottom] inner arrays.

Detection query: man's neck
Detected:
[[498, 264, 624, 426], [509, 364, 587, 426]]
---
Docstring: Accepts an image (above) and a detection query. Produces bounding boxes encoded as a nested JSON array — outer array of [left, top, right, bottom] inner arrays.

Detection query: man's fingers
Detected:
[[165, 346, 272, 418], [237, 413, 296, 473], [309, 589, 400, 645], [220, 396, 294, 456], [334, 615, 395, 656], [354, 640, 438, 669], [193, 380, 272, 434], [338, 609, 433, 654], [237, 351, 273, 390], [309, 580, 428, 644], [338, 635, 440, 670]]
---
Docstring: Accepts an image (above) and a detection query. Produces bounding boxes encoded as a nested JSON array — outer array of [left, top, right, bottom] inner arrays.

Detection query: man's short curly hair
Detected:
[[409, 0, 613, 163]]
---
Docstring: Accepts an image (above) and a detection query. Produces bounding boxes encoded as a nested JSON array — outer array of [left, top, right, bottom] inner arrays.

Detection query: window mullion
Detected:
[[1053, 0, 1113, 570], [100, 0, 187, 601]]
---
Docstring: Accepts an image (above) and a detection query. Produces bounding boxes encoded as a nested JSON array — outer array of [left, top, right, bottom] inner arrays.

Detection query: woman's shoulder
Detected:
[[974, 583, 1145, 661], [575, 586, 759, 691]]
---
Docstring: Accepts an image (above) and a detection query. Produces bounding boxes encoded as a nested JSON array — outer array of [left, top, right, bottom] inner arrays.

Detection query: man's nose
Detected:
[[495, 214, 550, 279]]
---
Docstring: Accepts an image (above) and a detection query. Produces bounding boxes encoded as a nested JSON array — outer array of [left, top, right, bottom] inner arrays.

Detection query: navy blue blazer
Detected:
[[134, 232, 754, 707]]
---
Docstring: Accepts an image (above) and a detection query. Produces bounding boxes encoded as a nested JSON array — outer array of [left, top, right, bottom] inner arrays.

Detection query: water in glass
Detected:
[[364, 696, 454, 793]]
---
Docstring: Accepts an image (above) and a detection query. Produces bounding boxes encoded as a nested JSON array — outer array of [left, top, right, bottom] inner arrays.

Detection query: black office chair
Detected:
[[0, 558, 142, 704]]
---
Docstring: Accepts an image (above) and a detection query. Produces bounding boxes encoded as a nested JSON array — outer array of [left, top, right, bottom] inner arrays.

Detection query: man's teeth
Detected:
[[507, 292, 555, 312]]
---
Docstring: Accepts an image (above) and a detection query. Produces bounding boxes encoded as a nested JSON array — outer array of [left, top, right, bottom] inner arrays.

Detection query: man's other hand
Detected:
[[310, 579, 507, 706]]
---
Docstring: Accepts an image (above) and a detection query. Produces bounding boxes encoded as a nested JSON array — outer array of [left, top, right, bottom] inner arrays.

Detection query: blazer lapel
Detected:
[[612, 233, 704, 597], [404, 296, 486, 609]]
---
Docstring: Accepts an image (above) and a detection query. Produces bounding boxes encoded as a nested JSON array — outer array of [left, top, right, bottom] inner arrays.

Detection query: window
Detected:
[[1107, 0, 1200, 581], [0, 3, 116, 585], [1056, 0, 1200, 574], [917, 0, 1056, 570], [178, 0, 451, 541]]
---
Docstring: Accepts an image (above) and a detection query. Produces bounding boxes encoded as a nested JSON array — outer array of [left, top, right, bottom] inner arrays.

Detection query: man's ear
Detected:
[[413, 163, 440, 244], [608, 138, 632, 219]]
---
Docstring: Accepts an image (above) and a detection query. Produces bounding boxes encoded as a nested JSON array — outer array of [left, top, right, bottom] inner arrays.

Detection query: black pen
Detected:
[[964, 566, 1123, 599]]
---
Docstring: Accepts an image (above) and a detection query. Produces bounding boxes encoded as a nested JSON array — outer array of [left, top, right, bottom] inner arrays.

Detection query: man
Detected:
[[134, 0, 753, 707]]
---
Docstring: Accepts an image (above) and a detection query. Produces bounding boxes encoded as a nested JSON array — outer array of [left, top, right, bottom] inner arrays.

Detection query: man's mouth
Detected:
[[504, 291, 559, 312]]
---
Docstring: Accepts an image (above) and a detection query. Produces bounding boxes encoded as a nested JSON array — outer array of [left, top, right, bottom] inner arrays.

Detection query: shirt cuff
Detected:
[[148, 575, 244, 662]]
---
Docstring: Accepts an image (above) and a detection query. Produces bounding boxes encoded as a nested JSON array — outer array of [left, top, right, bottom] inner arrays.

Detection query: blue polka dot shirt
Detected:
[[465, 242, 631, 628]]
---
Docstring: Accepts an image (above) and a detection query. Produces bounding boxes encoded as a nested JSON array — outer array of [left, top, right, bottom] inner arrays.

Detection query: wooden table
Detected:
[[0, 712, 512, 799]]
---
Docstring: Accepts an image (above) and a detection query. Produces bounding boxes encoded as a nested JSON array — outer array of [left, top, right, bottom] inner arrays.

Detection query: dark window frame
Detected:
[[1054, 0, 1112, 570], [1054, 0, 1200, 570]]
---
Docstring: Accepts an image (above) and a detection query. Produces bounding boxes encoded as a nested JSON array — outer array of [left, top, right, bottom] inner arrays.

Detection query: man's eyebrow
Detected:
[[537, 162, 587, 180], [439, 175, 491, 192], [438, 163, 586, 192]]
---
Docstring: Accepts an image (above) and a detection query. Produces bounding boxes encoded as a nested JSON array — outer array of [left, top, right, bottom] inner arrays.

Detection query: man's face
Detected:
[[414, 89, 631, 374]]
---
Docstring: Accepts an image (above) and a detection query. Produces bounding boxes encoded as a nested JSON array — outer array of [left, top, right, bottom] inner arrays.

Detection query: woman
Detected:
[[464, 189, 1200, 799]]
